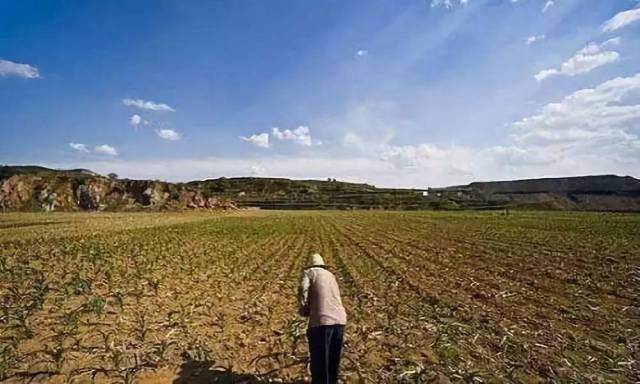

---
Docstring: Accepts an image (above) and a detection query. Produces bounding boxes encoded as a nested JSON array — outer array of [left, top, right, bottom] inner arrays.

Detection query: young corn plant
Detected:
[[83, 296, 107, 316], [43, 344, 65, 374], [132, 312, 150, 343], [0, 343, 17, 381]]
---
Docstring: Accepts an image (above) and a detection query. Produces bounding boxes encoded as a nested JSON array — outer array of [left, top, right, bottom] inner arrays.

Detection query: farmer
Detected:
[[298, 253, 347, 384]]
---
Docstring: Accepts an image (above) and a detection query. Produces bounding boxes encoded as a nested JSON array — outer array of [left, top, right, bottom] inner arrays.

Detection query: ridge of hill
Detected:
[[1, 165, 639, 211], [464, 175, 640, 194]]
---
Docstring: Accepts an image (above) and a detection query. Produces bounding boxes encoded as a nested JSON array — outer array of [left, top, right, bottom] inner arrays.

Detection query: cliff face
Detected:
[[0, 171, 236, 212]]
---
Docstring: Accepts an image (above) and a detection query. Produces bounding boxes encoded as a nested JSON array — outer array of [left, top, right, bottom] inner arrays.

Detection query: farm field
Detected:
[[1, 211, 639, 383]]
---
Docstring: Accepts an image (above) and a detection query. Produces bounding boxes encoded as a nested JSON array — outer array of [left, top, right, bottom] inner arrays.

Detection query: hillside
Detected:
[[432, 175, 640, 211], [1, 165, 639, 211], [466, 175, 640, 194], [187, 177, 435, 210]]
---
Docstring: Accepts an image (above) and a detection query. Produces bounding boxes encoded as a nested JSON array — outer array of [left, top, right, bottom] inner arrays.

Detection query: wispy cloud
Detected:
[[602, 7, 640, 32], [240, 133, 270, 148], [535, 38, 620, 81], [155, 128, 182, 141], [69, 143, 89, 153], [94, 144, 118, 156], [122, 98, 175, 112], [430, 0, 469, 9], [541, 1, 554, 13], [0, 59, 40, 79], [526, 34, 546, 45]]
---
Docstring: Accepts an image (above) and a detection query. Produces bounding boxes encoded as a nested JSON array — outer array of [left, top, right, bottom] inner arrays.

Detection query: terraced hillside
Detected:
[[1, 211, 638, 383]]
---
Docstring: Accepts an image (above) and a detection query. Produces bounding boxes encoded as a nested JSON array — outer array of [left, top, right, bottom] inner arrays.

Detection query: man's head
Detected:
[[307, 253, 325, 268]]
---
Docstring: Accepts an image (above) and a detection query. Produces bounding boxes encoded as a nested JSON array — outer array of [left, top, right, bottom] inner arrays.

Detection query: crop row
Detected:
[[0, 211, 638, 383]]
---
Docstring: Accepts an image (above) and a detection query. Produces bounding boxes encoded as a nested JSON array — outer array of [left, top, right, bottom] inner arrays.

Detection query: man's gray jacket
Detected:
[[298, 266, 347, 328]]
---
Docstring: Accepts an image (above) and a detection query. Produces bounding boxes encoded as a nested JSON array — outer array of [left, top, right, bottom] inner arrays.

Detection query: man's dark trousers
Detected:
[[307, 324, 344, 384]]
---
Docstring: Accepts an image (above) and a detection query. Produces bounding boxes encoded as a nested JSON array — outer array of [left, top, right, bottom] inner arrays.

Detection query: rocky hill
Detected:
[[0, 166, 236, 212], [432, 175, 640, 211], [1, 165, 639, 212]]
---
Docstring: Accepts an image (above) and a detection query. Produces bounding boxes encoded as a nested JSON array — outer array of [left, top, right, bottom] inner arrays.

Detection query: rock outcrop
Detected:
[[0, 167, 236, 212]]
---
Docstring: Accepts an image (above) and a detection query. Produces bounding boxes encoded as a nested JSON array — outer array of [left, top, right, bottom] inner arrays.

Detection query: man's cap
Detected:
[[307, 253, 325, 268]]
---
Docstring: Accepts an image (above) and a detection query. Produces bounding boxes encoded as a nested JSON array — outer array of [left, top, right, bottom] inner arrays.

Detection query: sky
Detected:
[[1, 0, 640, 188]]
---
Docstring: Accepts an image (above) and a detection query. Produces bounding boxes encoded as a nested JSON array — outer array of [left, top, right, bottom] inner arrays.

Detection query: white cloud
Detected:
[[69, 143, 89, 153], [47, 142, 638, 189], [0, 59, 40, 79], [129, 114, 148, 127], [49, 70, 640, 187], [515, 73, 640, 150], [541, 1, 554, 13], [250, 164, 266, 176], [430, 0, 468, 9], [94, 144, 118, 156], [122, 98, 175, 112], [526, 34, 546, 45], [379, 144, 532, 179], [155, 128, 182, 141], [535, 38, 620, 81], [271, 126, 313, 146], [227, 77, 640, 186], [379, 73, 640, 183], [45, 75, 640, 188], [356, 50, 368, 57], [240, 133, 270, 148], [381, 143, 460, 168], [602, 8, 640, 32]]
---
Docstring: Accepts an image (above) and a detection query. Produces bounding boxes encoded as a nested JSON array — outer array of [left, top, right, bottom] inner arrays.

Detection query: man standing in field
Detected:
[[298, 253, 347, 384]]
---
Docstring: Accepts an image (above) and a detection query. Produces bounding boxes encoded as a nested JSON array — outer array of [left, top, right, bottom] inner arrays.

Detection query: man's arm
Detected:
[[298, 270, 312, 317]]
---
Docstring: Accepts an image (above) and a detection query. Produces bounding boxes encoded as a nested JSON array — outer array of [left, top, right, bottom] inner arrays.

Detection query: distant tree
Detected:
[[218, 178, 231, 191], [108, 173, 118, 180], [208, 178, 231, 193]]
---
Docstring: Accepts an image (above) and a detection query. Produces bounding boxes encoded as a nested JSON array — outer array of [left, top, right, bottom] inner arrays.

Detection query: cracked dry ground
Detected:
[[1, 211, 639, 383]]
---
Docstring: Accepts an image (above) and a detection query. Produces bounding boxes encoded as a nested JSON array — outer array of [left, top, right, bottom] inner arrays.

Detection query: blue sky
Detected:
[[1, 0, 639, 187]]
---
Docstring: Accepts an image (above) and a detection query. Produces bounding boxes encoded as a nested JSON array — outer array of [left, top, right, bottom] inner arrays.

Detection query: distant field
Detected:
[[1, 211, 638, 383]]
